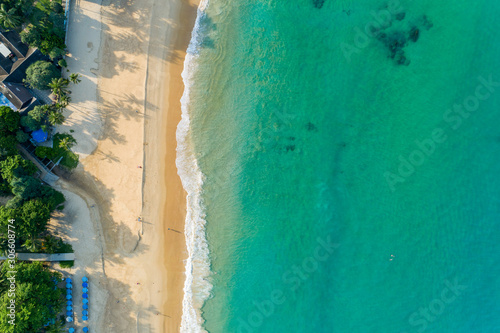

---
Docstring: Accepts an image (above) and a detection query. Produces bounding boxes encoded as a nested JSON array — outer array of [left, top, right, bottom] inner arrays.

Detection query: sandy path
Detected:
[[58, 0, 199, 331]]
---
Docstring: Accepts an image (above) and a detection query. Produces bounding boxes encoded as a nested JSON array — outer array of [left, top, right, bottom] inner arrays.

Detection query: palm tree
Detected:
[[58, 136, 75, 150], [60, 94, 72, 105], [48, 110, 65, 125], [42, 235, 59, 254], [0, 4, 22, 29], [48, 77, 69, 100], [69, 73, 81, 84]]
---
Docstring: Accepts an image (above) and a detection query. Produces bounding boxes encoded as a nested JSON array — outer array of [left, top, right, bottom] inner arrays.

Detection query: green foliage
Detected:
[[20, 24, 43, 46], [53, 133, 78, 169], [0, 200, 49, 242], [20, 115, 41, 132], [48, 77, 69, 98], [15, 130, 29, 143], [0, 154, 37, 183], [35, 146, 54, 159], [48, 46, 66, 60], [59, 261, 74, 268], [69, 73, 81, 84], [24, 61, 61, 90], [4, 196, 22, 209], [10, 176, 41, 200], [0, 261, 64, 332], [50, 1, 63, 14], [39, 34, 65, 55], [0, 3, 22, 29], [0, 178, 10, 194], [57, 58, 67, 68], [17, 199, 52, 240], [41, 189, 65, 211], [48, 110, 65, 125], [0, 106, 20, 134], [0, 135, 17, 157]]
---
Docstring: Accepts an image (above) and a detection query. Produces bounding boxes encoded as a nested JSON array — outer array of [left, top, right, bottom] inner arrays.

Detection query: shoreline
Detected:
[[143, 0, 200, 330], [162, 1, 201, 330]]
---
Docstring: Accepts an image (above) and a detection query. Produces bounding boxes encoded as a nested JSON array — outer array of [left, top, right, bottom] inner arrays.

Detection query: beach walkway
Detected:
[[0, 253, 75, 261]]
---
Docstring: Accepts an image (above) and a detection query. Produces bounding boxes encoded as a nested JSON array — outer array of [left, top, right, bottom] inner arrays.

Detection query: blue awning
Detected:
[[31, 129, 48, 143]]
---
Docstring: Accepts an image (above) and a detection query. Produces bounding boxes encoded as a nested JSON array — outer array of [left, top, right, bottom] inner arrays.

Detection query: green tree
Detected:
[[0, 261, 64, 332], [10, 176, 42, 200], [48, 77, 69, 99], [50, 1, 63, 14], [34, 146, 54, 159], [17, 199, 52, 240], [20, 24, 43, 47], [24, 61, 61, 89], [48, 46, 65, 60], [21, 237, 41, 252], [0, 4, 22, 29], [21, 104, 51, 131], [0, 135, 17, 157], [0, 106, 20, 134], [15, 130, 29, 143], [59, 93, 71, 105], [0, 154, 37, 183], [48, 110, 65, 125], [57, 136, 75, 150], [57, 58, 67, 68], [69, 73, 81, 84]]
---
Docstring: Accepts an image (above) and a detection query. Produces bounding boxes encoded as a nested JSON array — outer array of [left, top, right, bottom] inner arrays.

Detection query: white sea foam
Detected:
[[177, 1, 212, 332]]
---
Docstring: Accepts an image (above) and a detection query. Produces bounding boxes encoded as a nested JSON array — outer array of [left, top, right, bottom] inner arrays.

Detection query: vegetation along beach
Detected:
[[1, 0, 499, 333]]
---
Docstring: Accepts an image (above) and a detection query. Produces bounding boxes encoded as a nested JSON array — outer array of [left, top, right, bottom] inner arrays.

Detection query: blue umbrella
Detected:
[[82, 293, 88, 298], [66, 283, 72, 289], [83, 299, 89, 304], [82, 315, 88, 321], [66, 316, 73, 322], [82, 282, 88, 288], [69, 328, 75, 333], [67, 300, 73, 306], [31, 129, 48, 143], [83, 327, 89, 332], [83, 304, 89, 310], [82, 277, 88, 282], [66, 295, 72, 300], [66, 289, 72, 295], [66, 306, 72, 311], [82, 310, 88, 316], [66, 278, 72, 283], [82, 287, 88, 293], [66, 311, 72, 317]]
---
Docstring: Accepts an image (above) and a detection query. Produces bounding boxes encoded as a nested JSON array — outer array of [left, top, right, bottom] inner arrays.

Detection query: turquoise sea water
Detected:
[[177, 1, 500, 332]]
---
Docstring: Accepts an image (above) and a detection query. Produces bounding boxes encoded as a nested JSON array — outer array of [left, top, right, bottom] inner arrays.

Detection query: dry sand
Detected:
[[54, 0, 199, 331]]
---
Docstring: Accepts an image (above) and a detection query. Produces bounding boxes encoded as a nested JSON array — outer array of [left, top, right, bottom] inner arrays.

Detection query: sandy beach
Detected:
[[53, 0, 199, 331]]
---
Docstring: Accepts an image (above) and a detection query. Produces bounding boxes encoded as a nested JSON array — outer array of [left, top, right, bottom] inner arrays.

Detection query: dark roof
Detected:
[[0, 31, 28, 58], [1, 82, 33, 110], [1, 48, 47, 84], [21, 97, 40, 114]]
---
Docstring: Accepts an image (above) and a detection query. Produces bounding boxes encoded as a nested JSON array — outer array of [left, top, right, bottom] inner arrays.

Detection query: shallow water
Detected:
[[177, 1, 500, 332]]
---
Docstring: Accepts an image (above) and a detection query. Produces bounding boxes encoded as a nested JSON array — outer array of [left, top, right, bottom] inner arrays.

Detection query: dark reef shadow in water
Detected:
[[313, 0, 325, 9]]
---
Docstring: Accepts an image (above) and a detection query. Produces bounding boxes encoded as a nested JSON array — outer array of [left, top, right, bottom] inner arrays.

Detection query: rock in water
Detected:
[[409, 27, 420, 42], [313, 0, 325, 9]]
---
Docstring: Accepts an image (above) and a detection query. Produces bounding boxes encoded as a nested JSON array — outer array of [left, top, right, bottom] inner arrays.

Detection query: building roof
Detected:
[[1, 48, 47, 84], [1, 81, 33, 110], [0, 30, 28, 58]]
